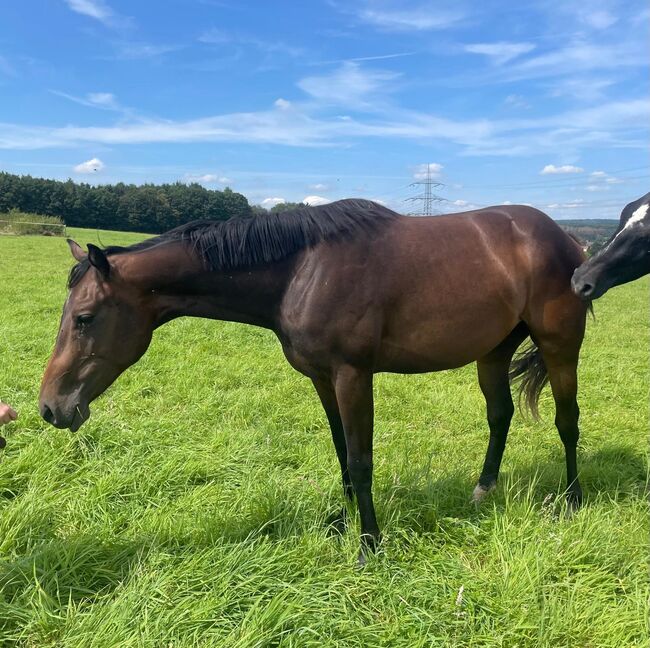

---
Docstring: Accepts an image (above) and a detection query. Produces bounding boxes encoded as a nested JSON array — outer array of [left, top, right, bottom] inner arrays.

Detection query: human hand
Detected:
[[0, 403, 18, 425]]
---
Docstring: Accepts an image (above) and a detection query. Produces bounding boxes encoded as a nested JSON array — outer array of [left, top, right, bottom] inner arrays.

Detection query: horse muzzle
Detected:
[[40, 400, 90, 432], [571, 267, 604, 301]]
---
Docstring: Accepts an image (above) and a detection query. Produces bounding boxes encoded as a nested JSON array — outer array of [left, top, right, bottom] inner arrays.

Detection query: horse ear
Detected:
[[67, 239, 86, 262], [87, 244, 110, 279]]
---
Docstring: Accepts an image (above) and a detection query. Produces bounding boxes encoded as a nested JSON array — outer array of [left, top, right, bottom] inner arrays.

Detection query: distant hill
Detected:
[[556, 219, 618, 252]]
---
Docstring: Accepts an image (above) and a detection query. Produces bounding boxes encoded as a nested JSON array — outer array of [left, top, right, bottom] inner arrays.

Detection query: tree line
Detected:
[[0, 172, 252, 234]]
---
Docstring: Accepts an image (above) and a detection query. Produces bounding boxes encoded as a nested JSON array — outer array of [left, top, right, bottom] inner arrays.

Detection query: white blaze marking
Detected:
[[624, 202, 649, 229], [605, 201, 649, 250]]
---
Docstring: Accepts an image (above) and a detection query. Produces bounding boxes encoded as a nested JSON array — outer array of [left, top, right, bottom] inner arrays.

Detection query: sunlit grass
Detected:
[[0, 228, 647, 647]]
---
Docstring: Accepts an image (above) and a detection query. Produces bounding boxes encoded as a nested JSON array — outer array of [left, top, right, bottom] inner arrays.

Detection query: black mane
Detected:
[[68, 199, 398, 288]]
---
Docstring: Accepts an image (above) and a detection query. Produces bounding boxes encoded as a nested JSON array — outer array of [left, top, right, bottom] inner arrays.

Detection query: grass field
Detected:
[[0, 228, 648, 647]]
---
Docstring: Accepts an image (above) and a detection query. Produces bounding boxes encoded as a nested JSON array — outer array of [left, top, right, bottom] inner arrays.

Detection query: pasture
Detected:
[[0, 228, 647, 647]]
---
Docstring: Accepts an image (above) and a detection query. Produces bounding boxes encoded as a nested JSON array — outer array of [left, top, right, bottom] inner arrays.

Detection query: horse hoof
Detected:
[[356, 533, 381, 566], [565, 492, 583, 518], [471, 482, 495, 504]]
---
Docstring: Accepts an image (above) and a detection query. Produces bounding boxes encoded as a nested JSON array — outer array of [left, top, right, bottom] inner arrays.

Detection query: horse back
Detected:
[[279, 205, 586, 373]]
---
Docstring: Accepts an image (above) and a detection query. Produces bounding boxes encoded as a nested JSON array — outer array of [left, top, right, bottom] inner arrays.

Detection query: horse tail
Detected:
[[509, 340, 548, 420]]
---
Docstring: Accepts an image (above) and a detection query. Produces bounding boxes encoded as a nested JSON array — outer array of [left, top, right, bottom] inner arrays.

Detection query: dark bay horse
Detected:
[[572, 192, 650, 300], [39, 199, 589, 562]]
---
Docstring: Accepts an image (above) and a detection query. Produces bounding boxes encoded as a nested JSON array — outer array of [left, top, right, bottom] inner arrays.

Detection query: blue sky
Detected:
[[0, 0, 648, 218]]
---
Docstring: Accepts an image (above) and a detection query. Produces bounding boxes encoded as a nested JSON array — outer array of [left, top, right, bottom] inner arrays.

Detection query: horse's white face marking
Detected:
[[624, 202, 649, 230], [605, 201, 649, 251]]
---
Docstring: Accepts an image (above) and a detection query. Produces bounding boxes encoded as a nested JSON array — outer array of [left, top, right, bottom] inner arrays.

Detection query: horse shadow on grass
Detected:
[[178, 442, 647, 542], [0, 444, 644, 635], [372, 443, 648, 535]]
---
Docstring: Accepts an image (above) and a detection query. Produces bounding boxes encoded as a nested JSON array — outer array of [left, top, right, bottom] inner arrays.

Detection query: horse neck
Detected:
[[114, 242, 294, 330]]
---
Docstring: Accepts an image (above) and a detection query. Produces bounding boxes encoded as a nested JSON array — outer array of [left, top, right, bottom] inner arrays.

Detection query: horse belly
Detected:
[[376, 289, 520, 373]]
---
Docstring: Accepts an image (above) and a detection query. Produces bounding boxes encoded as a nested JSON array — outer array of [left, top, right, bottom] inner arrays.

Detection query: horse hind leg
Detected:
[[472, 322, 529, 503], [524, 294, 587, 510], [535, 342, 583, 510]]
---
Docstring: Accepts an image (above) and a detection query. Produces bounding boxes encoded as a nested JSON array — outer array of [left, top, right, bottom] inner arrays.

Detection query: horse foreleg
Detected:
[[311, 376, 353, 533], [334, 365, 380, 565]]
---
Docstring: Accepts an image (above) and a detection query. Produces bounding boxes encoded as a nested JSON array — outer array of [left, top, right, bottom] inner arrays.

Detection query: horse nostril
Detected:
[[579, 282, 594, 297], [41, 404, 55, 425]]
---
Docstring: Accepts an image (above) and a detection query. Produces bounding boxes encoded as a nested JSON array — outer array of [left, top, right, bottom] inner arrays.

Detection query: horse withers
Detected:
[[572, 192, 650, 300], [39, 200, 589, 563]]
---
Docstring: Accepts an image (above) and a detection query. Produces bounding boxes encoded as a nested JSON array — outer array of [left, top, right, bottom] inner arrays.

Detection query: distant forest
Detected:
[[558, 219, 618, 251], [0, 171, 623, 248], [0, 171, 252, 234]]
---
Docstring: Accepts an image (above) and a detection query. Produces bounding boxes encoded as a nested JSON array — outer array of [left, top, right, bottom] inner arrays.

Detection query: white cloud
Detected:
[[446, 199, 480, 212], [111, 42, 179, 60], [199, 29, 304, 58], [1, 97, 647, 159], [581, 10, 618, 29], [355, 5, 465, 31], [52, 90, 125, 112], [413, 163, 443, 179], [589, 170, 623, 185], [298, 62, 399, 107], [73, 157, 105, 173], [87, 92, 119, 108], [323, 52, 416, 64], [184, 173, 232, 185], [303, 195, 330, 206], [550, 77, 615, 102], [64, 0, 129, 28], [65, 0, 113, 22], [465, 42, 536, 65], [198, 28, 229, 45], [274, 98, 292, 110], [261, 197, 285, 208], [540, 164, 584, 175], [502, 41, 645, 82], [504, 94, 530, 109], [546, 199, 585, 209], [308, 183, 329, 191]]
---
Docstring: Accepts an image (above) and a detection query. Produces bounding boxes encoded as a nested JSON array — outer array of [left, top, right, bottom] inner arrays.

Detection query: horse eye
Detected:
[[75, 314, 95, 328]]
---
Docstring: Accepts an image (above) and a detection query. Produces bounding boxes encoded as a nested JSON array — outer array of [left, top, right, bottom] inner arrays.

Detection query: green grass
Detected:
[[0, 210, 66, 236], [0, 228, 648, 647]]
